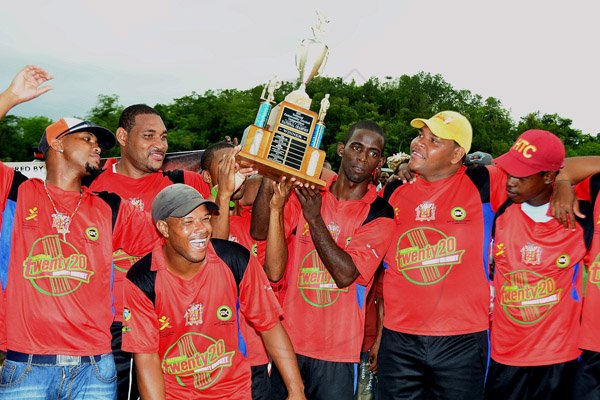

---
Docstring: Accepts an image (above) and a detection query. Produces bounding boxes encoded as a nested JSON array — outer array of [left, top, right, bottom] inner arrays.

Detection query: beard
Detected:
[[85, 162, 102, 174]]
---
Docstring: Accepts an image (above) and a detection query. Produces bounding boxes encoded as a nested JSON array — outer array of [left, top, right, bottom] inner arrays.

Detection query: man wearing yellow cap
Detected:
[[377, 111, 599, 399]]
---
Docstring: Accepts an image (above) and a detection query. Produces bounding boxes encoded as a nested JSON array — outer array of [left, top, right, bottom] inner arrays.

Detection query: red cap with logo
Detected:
[[494, 129, 565, 178]]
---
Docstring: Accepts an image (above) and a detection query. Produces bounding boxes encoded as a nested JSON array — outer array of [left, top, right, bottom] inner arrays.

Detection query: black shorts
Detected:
[[270, 353, 356, 400], [573, 350, 600, 400], [485, 357, 579, 400], [378, 328, 489, 400], [111, 321, 139, 400], [251, 363, 271, 400]]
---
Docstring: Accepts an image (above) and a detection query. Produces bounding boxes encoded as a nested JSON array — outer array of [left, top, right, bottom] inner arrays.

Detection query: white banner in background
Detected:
[[5, 161, 47, 180]]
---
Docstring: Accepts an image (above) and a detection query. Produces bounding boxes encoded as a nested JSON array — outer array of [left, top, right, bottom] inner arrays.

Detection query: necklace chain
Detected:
[[43, 181, 83, 239]]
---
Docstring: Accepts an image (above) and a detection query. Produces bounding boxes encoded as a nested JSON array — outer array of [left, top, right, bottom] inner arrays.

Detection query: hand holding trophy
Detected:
[[237, 12, 332, 187]]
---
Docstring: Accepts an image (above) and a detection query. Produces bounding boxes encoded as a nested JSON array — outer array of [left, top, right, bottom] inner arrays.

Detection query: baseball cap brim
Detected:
[[493, 152, 540, 178], [168, 199, 218, 219], [410, 118, 455, 143], [38, 121, 116, 154]]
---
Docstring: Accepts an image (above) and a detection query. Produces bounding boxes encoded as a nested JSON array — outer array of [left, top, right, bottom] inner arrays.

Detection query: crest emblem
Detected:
[[415, 201, 436, 221], [327, 221, 341, 241], [185, 303, 203, 326], [520, 243, 542, 265], [129, 198, 145, 211]]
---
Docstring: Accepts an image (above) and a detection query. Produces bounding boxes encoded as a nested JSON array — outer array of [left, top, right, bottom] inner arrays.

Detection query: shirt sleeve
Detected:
[[487, 165, 509, 211], [122, 279, 160, 353], [113, 200, 162, 256], [283, 191, 302, 239], [346, 215, 396, 287], [239, 256, 283, 332], [0, 162, 15, 208], [183, 170, 211, 199]]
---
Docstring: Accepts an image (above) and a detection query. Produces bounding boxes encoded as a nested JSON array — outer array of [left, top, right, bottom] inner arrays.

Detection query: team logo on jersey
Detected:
[[162, 334, 235, 390], [297, 249, 348, 308], [227, 234, 239, 243], [588, 253, 600, 288], [327, 221, 341, 242], [301, 222, 310, 236], [185, 303, 204, 326], [25, 207, 38, 221], [495, 242, 506, 257], [450, 207, 466, 221], [555, 254, 570, 268], [123, 307, 131, 321], [251, 243, 258, 257], [22, 235, 94, 296], [85, 227, 99, 241], [415, 201, 436, 221], [159, 315, 172, 331], [500, 270, 561, 325], [122, 325, 131, 333], [520, 243, 542, 265], [395, 227, 465, 285], [129, 198, 145, 211], [216, 306, 232, 321]]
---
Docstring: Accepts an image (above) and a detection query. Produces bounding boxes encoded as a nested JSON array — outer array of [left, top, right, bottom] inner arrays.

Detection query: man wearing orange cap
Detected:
[[378, 112, 596, 399], [0, 66, 159, 399], [486, 130, 595, 399]]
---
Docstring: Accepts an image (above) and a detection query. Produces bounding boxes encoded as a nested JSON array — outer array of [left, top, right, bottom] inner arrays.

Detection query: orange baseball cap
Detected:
[[38, 117, 115, 154]]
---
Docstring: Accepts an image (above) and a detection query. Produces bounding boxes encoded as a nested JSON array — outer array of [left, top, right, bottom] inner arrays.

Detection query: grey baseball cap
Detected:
[[152, 184, 218, 222]]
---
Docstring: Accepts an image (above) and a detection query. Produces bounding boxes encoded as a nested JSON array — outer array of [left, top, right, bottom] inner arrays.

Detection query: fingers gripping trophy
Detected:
[[237, 12, 331, 187]]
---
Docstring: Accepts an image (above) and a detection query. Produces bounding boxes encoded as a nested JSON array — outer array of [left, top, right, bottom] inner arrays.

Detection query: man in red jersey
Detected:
[[0, 66, 159, 399], [122, 184, 305, 400], [574, 173, 600, 399], [251, 120, 395, 400], [378, 111, 596, 400], [85, 103, 211, 399], [485, 130, 595, 399]]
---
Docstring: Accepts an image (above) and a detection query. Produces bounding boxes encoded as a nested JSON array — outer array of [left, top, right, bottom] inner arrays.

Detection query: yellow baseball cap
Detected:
[[410, 111, 472, 153]]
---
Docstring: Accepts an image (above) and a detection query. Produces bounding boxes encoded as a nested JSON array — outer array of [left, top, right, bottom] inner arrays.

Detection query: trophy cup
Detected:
[[237, 12, 331, 187]]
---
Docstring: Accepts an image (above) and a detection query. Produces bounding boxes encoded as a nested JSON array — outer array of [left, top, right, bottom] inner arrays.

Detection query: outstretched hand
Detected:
[[7, 65, 53, 104], [270, 176, 300, 210]]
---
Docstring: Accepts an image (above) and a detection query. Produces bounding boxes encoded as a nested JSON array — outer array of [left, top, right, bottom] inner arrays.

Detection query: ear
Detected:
[[337, 143, 345, 157], [116, 128, 128, 147], [378, 155, 387, 169], [201, 169, 212, 186], [156, 220, 169, 238], [544, 171, 558, 185], [49, 138, 64, 154], [450, 147, 466, 165]]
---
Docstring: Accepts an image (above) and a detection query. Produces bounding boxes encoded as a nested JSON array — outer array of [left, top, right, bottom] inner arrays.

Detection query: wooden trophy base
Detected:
[[237, 150, 326, 187]]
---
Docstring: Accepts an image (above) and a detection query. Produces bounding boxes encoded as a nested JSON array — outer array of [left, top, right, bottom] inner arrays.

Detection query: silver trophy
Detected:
[[285, 11, 330, 109]]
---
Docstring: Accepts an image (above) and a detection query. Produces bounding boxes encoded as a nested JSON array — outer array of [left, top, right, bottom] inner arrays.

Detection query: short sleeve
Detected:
[[122, 279, 160, 353], [487, 165, 508, 211], [183, 170, 211, 199], [239, 256, 282, 332]]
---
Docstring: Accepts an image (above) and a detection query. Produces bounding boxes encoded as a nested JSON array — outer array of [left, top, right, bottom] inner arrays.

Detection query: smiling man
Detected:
[[122, 184, 305, 400], [0, 66, 159, 399], [250, 120, 395, 400], [86, 104, 211, 399]]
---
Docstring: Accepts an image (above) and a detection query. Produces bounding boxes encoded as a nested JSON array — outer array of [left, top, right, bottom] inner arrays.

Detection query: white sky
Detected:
[[1, 0, 598, 135]]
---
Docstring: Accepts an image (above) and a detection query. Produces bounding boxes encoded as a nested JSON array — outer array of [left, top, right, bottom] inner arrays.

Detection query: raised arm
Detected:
[[296, 186, 359, 288], [210, 150, 237, 240], [264, 177, 295, 282], [250, 175, 274, 240], [0, 65, 53, 119]]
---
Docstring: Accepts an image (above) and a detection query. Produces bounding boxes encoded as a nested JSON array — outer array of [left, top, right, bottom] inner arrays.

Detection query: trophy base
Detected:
[[237, 150, 326, 187]]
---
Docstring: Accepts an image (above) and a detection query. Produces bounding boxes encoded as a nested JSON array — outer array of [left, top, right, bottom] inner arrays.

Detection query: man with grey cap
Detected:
[[122, 184, 306, 399], [0, 65, 159, 399]]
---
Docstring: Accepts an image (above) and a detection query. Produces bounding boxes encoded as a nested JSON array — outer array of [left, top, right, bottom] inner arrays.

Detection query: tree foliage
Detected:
[[1, 72, 596, 163]]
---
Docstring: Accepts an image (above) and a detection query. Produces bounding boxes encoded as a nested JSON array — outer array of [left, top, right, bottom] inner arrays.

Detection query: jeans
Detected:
[[0, 352, 117, 399]]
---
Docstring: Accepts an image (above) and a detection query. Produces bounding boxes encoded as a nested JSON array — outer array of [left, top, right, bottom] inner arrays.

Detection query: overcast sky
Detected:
[[1, 0, 598, 135]]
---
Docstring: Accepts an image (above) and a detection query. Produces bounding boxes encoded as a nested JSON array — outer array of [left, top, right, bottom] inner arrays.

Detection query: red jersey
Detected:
[[88, 158, 210, 321], [383, 165, 507, 335], [491, 202, 585, 366], [229, 210, 268, 366], [0, 162, 158, 355], [579, 176, 600, 352], [281, 177, 395, 363], [122, 240, 282, 400]]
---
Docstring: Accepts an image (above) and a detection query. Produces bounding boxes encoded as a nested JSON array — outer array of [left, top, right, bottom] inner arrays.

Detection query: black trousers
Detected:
[[378, 328, 489, 400], [111, 321, 139, 400]]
